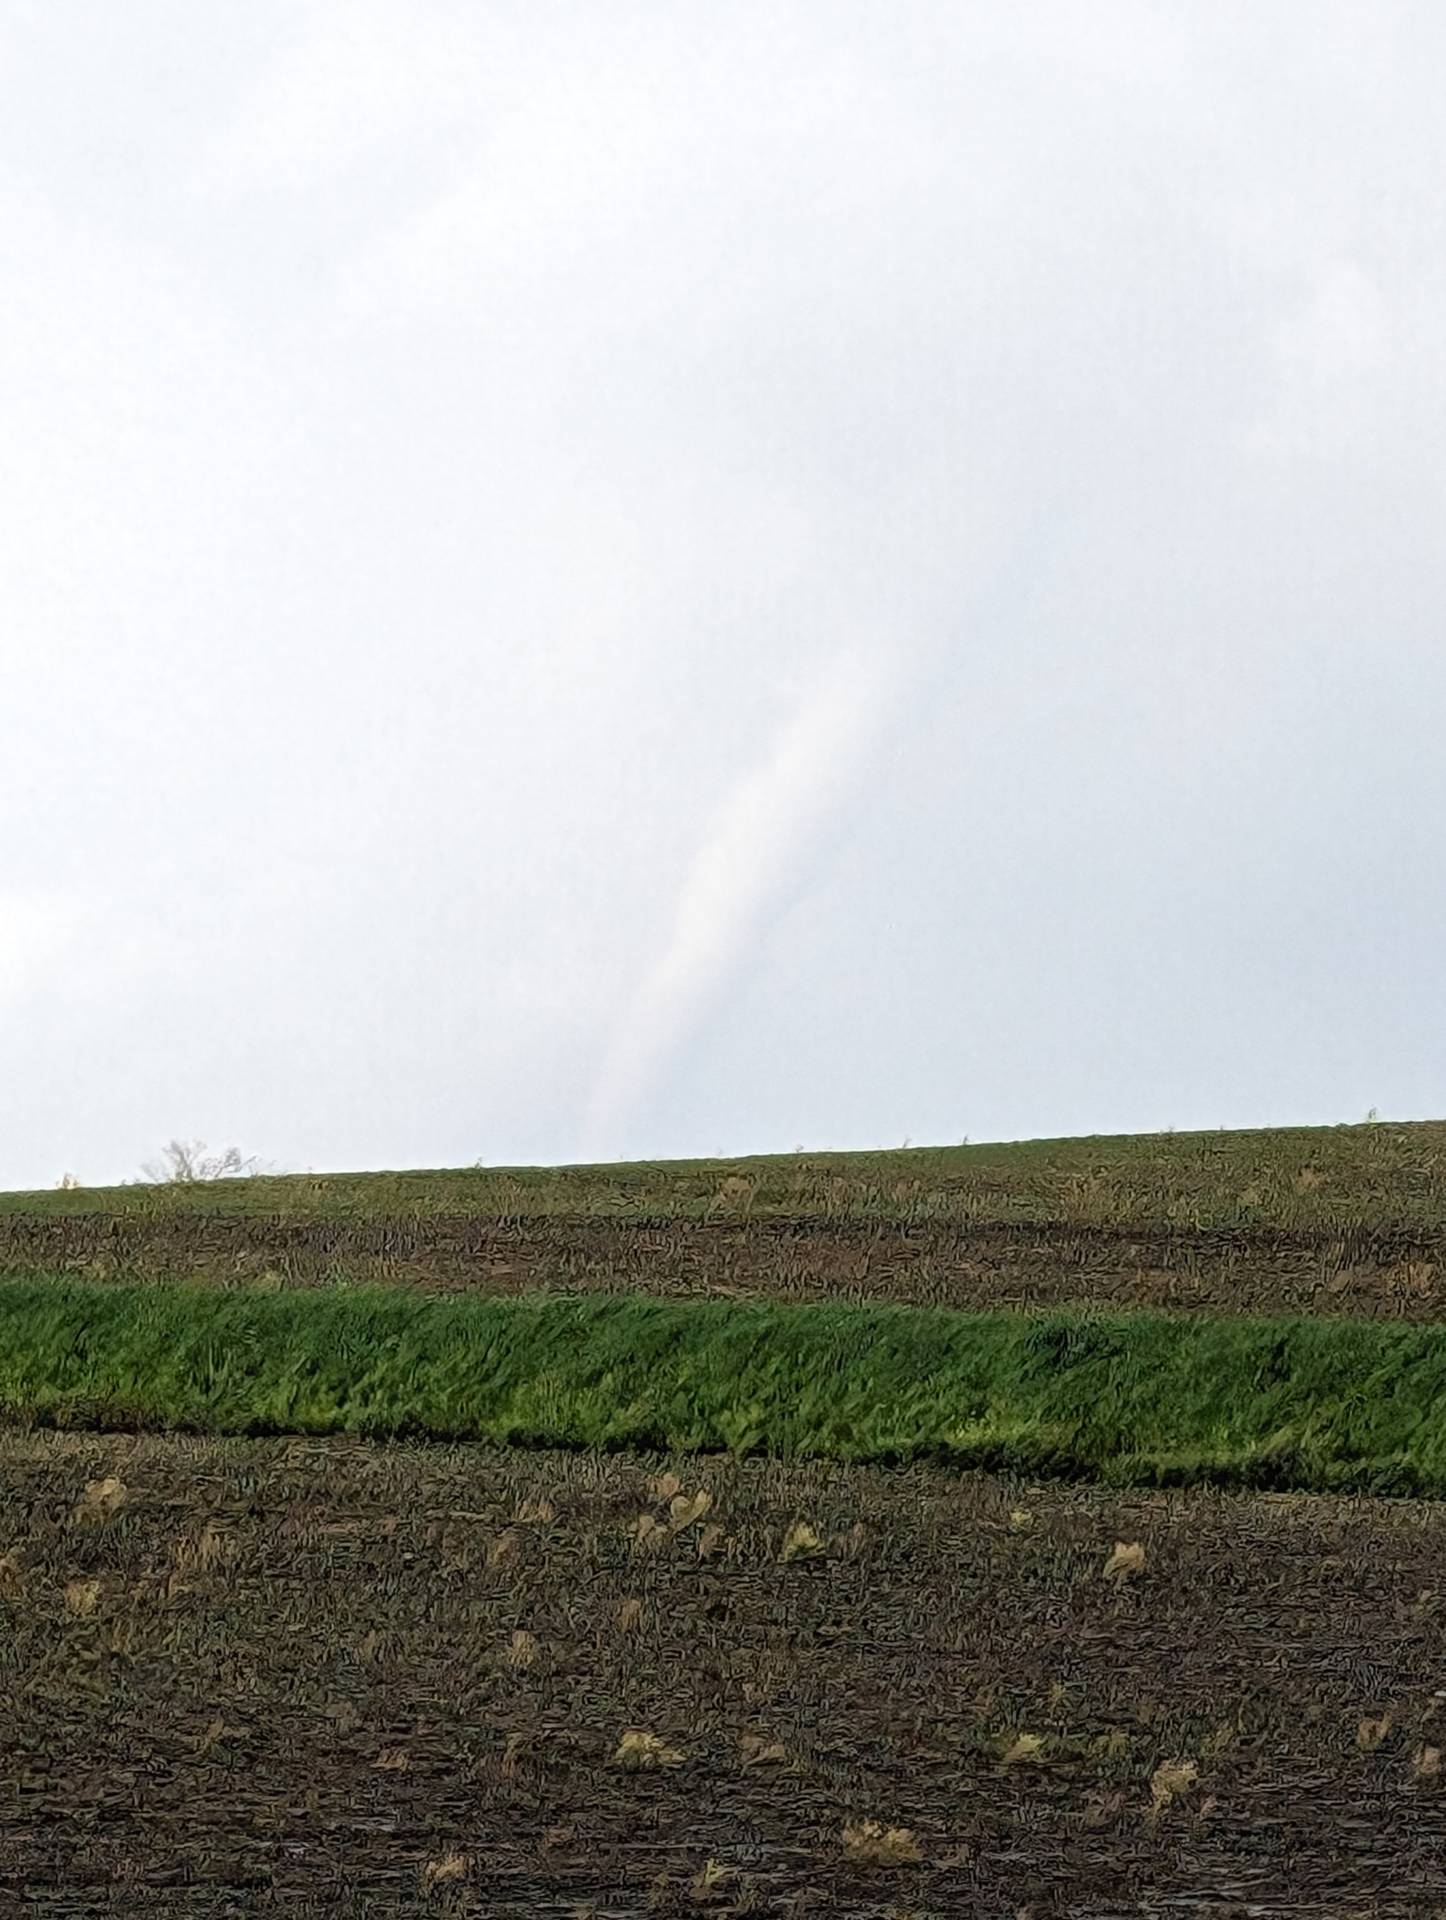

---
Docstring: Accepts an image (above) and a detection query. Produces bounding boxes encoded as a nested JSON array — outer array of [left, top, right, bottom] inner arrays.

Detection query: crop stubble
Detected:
[[4, 1216, 1446, 1323], [2, 1433, 1446, 1915]]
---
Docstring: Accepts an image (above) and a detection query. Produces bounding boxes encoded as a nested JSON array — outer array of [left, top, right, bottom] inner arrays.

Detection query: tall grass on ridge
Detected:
[[2, 1277, 1446, 1494]]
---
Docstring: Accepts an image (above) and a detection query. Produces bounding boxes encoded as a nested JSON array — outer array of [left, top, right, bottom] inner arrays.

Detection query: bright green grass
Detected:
[[4, 1277, 1446, 1494], [5, 1119, 1446, 1233]]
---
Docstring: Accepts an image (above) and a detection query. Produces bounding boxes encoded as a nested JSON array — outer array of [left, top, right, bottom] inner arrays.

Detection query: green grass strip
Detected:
[[2, 1277, 1446, 1494]]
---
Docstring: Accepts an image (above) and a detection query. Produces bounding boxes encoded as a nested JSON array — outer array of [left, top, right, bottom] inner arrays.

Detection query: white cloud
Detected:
[[1275, 259, 1389, 380], [0, 894, 86, 1006], [195, 0, 495, 197], [0, 882, 206, 1017], [0, 177, 299, 890]]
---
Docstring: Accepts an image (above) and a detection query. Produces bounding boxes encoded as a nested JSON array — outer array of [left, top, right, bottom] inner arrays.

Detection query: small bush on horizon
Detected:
[[136, 1139, 277, 1184]]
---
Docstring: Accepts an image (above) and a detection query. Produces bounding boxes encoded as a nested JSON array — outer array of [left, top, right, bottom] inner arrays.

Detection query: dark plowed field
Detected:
[[5, 1212, 1446, 1320], [4, 1431, 1446, 1915]]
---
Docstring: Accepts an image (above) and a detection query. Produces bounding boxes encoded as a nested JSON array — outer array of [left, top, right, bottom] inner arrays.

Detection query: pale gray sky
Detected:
[[3, 0, 1444, 1189]]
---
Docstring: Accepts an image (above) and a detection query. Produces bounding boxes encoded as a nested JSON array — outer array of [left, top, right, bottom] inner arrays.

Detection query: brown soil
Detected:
[[5, 1212, 1446, 1318], [3, 1431, 1445, 1915]]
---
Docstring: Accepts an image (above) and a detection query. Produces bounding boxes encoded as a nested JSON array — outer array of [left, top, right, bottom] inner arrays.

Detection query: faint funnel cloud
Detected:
[[578, 645, 896, 1162]]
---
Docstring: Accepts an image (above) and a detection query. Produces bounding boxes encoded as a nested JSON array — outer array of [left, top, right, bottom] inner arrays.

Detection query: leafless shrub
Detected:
[[137, 1139, 277, 1183]]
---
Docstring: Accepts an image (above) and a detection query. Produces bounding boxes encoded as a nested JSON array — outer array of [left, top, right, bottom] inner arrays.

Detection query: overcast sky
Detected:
[[3, 1, 1443, 1189]]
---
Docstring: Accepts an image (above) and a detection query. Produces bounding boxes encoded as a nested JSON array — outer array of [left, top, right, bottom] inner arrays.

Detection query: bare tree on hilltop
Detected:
[[138, 1139, 277, 1184]]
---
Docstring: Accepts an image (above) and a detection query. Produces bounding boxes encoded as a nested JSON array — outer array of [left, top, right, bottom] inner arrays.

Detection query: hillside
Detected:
[[5, 1121, 1445, 1320]]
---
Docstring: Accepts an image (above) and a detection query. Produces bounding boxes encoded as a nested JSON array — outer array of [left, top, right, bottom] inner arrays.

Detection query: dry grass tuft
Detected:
[[841, 1819, 922, 1865], [0, 1552, 26, 1596], [612, 1729, 684, 1770], [1149, 1758, 1199, 1813], [1007, 1507, 1033, 1532], [173, 1523, 235, 1575], [73, 1477, 128, 1527], [374, 1748, 411, 1771], [420, 1851, 469, 1890], [1103, 1540, 1147, 1584], [508, 1628, 541, 1670], [668, 1490, 713, 1530], [780, 1521, 824, 1563], [697, 1523, 726, 1559], [1415, 1745, 1442, 1781], [710, 1174, 757, 1214], [999, 1732, 1047, 1767], [1394, 1260, 1437, 1298], [631, 1512, 668, 1551], [648, 1472, 685, 1503], [1358, 1711, 1394, 1751], [691, 1857, 734, 1899], [64, 1578, 102, 1617], [616, 1597, 643, 1632], [514, 1499, 556, 1526]]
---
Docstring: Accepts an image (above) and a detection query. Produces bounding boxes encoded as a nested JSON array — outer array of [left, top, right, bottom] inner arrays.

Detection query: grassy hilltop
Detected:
[[8, 1117, 1446, 1229]]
